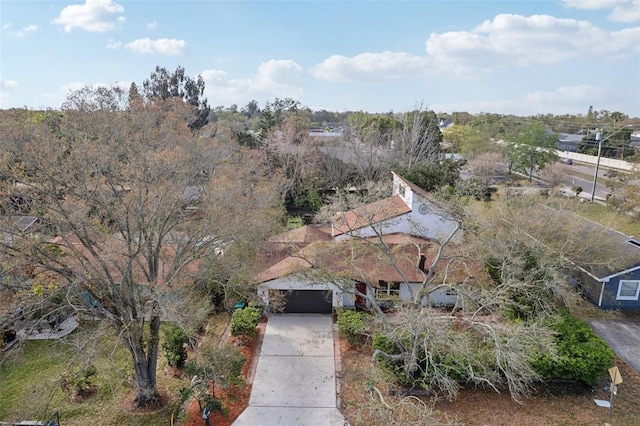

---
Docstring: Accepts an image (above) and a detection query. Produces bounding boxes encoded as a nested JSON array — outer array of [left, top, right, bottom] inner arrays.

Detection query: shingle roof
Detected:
[[254, 234, 481, 287], [267, 225, 332, 243], [536, 207, 640, 280], [332, 195, 411, 236]]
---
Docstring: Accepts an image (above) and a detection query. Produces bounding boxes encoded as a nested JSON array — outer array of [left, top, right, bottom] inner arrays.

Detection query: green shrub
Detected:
[[533, 313, 614, 385], [372, 332, 399, 355], [337, 310, 366, 346], [162, 323, 188, 367], [61, 365, 97, 397], [371, 332, 415, 386], [230, 306, 261, 337]]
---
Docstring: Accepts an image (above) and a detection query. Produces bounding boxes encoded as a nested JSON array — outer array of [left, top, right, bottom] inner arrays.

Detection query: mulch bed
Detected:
[[120, 386, 171, 414], [179, 321, 265, 426]]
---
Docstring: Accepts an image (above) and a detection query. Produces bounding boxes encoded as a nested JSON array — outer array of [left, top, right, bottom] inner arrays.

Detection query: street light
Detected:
[[590, 124, 633, 202]]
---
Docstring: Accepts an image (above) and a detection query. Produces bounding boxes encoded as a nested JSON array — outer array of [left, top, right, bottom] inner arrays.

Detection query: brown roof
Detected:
[[267, 225, 332, 243], [332, 195, 411, 236], [254, 235, 482, 287]]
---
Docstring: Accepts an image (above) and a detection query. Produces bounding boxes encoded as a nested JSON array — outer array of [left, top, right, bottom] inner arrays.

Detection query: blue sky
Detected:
[[1, 0, 639, 116]]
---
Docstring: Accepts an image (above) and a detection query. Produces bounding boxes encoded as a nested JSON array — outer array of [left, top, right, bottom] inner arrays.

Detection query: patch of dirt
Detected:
[[179, 321, 264, 426], [434, 359, 640, 426], [339, 334, 640, 426], [69, 386, 98, 403], [120, 386, 171, 414]]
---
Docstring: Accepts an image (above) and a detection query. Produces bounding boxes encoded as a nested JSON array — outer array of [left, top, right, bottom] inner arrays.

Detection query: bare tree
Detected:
[[263, 117, 320, 202], [0, 86, 283, 407], [317, 189, 614, 406], [393, 106, 442, 172], [467, 152, 503, 187], [539, 162, 566, 188]]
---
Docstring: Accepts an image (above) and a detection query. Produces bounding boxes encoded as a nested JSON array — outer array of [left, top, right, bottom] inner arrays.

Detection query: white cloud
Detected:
[[311, 51, 429, 82], [562, 0, 640, 23], [0, 79, 18, 108], [432, 85, 614, 116], [608, 1, 640, 22], [146, 19, 157, 30], [523, 85, 607, 106], [5, 24, 39, 38], [106, 38, 121, 49], [200, 59, 303, 106], [1, 79, 18, 90], [124, 38, 187, 55], [425, 14, 639, 74], [311, 14, 639, 82], [54, 0, 125, 33]]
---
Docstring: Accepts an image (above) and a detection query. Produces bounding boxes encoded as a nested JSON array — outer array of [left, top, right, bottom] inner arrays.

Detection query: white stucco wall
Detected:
[[405, 283, 457, 307]]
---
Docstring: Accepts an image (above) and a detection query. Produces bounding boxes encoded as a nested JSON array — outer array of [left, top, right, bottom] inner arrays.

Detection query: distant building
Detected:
[[309, 126, 344, 139], [438, 118, 454, 130], [556, 133, 584, 152]]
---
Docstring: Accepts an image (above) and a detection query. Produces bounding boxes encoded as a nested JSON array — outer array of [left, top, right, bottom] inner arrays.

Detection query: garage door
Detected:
[[280, 290, 333, 314]]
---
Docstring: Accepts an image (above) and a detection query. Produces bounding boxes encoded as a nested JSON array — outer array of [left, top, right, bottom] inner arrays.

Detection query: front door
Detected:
[[355, 282, 367, 309]]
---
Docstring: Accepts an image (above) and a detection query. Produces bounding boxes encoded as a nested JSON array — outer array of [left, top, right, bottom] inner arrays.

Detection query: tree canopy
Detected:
[[0, 85, 283, 407]]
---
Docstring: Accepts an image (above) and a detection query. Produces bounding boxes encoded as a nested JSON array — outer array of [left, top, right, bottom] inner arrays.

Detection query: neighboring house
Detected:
[[438, 118, 454, 130], [254, 172, 475, 313], [556, 133, 584, 152], [309, 126, 345, 139], [0, 215, 40, 244], [631, 133, 640, 150], [570, 229, 640, 311]]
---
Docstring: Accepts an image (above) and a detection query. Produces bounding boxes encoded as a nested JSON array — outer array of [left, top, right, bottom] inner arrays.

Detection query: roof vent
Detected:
[[627, 239, 640, 248]]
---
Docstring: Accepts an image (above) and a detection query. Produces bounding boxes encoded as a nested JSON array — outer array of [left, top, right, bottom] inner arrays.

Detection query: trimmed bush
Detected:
[[533, 312, 614, 385], [230, 306, 261, 337], [162, 323, 188, 367], [337, 310, 366, 346]]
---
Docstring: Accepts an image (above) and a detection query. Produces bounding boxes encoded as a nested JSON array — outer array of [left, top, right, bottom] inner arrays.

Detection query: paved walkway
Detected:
[[588, 319, 640, 375], [233, 314, 345, 426]]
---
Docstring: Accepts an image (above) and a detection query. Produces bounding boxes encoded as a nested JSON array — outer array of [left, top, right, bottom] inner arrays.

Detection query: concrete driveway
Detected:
[[588, 319, 640, 375], [233, 314, 344, 426]]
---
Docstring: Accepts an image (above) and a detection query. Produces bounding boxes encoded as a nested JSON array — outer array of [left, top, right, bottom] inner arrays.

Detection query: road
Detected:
[[558, 162, 615, 200]]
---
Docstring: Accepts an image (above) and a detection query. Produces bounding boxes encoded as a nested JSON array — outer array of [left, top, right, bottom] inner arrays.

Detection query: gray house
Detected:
[[556, 133, 584, 152]]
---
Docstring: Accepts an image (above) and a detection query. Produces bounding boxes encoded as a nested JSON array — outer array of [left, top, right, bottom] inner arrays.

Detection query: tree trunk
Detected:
[[129, 314, 161, 407]]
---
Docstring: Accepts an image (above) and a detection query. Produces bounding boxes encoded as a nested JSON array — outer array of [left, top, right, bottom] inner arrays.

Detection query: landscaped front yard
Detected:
[[0, 312, 249, 426]]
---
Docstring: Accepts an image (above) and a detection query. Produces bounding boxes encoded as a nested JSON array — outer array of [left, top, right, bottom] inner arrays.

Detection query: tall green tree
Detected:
[[442, 125, 495, 158], [507, 123, 558, 182], [142, 66, 211, 130]]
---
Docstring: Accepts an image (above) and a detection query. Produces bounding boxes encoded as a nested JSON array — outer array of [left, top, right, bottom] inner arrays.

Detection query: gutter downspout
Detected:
[[598, 280, 607, 307]]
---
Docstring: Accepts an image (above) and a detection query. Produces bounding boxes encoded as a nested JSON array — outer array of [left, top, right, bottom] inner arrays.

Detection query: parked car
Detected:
[[560, 158, 573, 165]]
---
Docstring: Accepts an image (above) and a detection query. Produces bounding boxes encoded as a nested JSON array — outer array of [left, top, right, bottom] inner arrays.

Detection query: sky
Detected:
[[1, 0, 639, 117]]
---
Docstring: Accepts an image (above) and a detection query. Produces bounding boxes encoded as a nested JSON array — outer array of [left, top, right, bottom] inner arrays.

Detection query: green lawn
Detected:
[[563, 198, 640, 237], [0, 313, 230, 425]]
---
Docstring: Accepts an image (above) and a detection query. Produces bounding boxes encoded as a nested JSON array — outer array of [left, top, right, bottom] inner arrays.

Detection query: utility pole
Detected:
[[589, 124, 633, 202]]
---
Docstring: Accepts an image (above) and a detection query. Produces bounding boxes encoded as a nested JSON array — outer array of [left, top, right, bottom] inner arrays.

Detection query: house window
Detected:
[[377, 280, 400, 298], [617, 280, 640, 301]]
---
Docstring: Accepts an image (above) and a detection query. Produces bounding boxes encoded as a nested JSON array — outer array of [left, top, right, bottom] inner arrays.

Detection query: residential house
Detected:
[[254, 172, 477, 313], [1, 215, 40, 244], [569, 226, 640, 311], [556, 133, 584, 152]]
